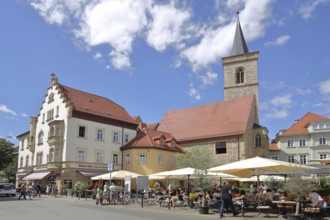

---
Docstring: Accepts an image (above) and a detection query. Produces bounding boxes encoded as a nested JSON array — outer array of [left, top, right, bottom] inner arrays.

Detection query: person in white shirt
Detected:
[[306, 191, 327, 208]]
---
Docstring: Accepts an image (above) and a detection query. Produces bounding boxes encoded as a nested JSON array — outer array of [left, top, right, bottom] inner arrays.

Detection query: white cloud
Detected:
[[180, 0, 273, 71], [187, 84, 201, 101], [266, 109, 289, 119], [318, 79, 330, 100], [299, 0, 330, 20], [74, 0, 151, 69], [270, 94, 292, 106], [295, 87, 312, 95], [265, 35, 290, 47], [21, 113, 28, 118], [146, 3, 191, 52], [28, 0, 276, 99], [265, 94, 292, 119], [199, 71, 218, 88], [0, 104, 17, 116], [93, 52, 102, 60]]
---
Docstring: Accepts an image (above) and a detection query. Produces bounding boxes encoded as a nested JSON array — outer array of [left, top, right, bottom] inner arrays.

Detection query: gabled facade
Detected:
[[121, 123, 184, 175], [270, 112, 330, 166], [16, 74, 138, 189]]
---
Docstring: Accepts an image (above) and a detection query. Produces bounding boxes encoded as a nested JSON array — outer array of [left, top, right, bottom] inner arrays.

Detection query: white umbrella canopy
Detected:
[[149, 167, 235, 179], [237, 175, 287, 182], [91, 170, 142, 180], [208, 156, 318, 178]]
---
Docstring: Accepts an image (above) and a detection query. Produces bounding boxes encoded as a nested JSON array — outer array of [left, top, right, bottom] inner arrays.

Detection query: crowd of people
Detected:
[[15, 179, 329, 219]]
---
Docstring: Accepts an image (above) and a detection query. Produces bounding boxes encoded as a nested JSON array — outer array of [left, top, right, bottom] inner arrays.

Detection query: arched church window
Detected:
[[236, 67, 244, 84], [255, 134, 261, 147]]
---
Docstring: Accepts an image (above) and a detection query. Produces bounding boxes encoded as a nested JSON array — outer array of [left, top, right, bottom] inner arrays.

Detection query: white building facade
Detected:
[[270, 113, 330, 171], [16, 74, 138, 190]]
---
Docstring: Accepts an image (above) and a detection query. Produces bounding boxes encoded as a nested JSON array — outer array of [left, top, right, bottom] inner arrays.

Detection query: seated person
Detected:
[[233, 190, 246, 207], [306, 191, 327, 208], [265, 189, 274, 202]]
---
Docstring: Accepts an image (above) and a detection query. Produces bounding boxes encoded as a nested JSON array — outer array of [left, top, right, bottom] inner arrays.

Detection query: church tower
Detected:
[[222, 15, 259, 108]]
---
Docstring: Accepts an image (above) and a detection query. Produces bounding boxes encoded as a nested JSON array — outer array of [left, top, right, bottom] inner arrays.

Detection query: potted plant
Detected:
[[282, 171, 315, 220], [193, 172, 215, 214]]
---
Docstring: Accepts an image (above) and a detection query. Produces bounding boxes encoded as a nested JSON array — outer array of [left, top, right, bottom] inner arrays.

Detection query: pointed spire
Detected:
[[231, 12, 249, 56]]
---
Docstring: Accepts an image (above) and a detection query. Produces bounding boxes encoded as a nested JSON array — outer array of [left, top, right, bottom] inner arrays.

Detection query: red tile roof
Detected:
[[157, 95, 256, 141], [59, 85, 136, 124], [279, 112, 329, 137], [121, 126, 184, 152], [269, 143, 280, 151]]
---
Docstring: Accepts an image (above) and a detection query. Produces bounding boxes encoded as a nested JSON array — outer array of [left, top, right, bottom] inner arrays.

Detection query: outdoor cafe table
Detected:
[[272, 200, 297, 218]]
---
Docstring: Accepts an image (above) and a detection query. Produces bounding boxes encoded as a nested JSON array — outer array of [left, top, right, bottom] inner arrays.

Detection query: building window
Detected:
[[255, 134, 261, 147], [21, 140, 24, 150], [160, 138, 165, 146], [138, 154, 147, 164], [113, 132, 119, 143], [78, 126, 86, 138], [158, 154, 164, 165], [36, 152, 43, 165], [169, 156, 175, 166], [215, 141, 227, 154], [77, 150, 85, 162], [42, 113, 45, 123], [236, 67, 244, 84], [299, 139, 306, 147], [31, 155, 34, 165], [271, 155, 278, 160], [25, 155, 29, 167], [38, 131, 44, 145], [171, 141, 176, 148], [125, 153, 131, 164], [319, 137, 326, 145], [124, 134, 129, 143], [288, 155, 294, 163], [96, 151, 103, 163], [48, 93, 54, 103], [300, 155, 307, 165], [320, 154, 327, 160], [47, 109, 54, 121], [20, 157, 23, 167], [96, 129, 104, 141], [287, 140, 294, 147], [56, 106, 59, 117], [113, 154, 119, 165]]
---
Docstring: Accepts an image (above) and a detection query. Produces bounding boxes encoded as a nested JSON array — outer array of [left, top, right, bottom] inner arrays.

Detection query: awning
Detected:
[[22, 172, 51, 180], [79, 171, 107, 177]]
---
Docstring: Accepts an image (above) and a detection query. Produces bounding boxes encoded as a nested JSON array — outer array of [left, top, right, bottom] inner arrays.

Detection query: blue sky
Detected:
[[1, 0, 330, 146]]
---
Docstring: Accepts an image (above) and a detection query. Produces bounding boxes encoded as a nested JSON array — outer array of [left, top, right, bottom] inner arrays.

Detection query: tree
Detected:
[[0, 138, 15, 170], [175, 147, 216, 171], [4, 155, 18, 183], [176, 147, 218, 207], [283, 171, 316, 216]]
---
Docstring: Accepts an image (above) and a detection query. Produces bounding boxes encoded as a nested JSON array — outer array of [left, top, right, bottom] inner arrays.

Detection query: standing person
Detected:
[[109, 182, 117, 205], [219, 181, 239, 218], [50, 184, 56, 197], [36, 183, 41, 198], [31, 181, 37, 198], [103, 182, 109, 203], [96, 185, 103, 206], [26, 182, 32, 200], [46, 184, 51, 196], [18, 183, 27, 200]]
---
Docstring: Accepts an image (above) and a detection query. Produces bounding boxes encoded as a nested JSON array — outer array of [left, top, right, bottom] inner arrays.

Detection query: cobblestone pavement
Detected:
[[46, 195, 330, 220]]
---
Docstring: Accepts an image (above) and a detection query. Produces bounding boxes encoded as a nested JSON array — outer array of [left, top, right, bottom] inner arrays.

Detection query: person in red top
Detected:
[[18, 183, 27, 200]]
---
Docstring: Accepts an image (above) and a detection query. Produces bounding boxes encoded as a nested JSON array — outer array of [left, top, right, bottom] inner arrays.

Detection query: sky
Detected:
[[1, 0, 330, 146]]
